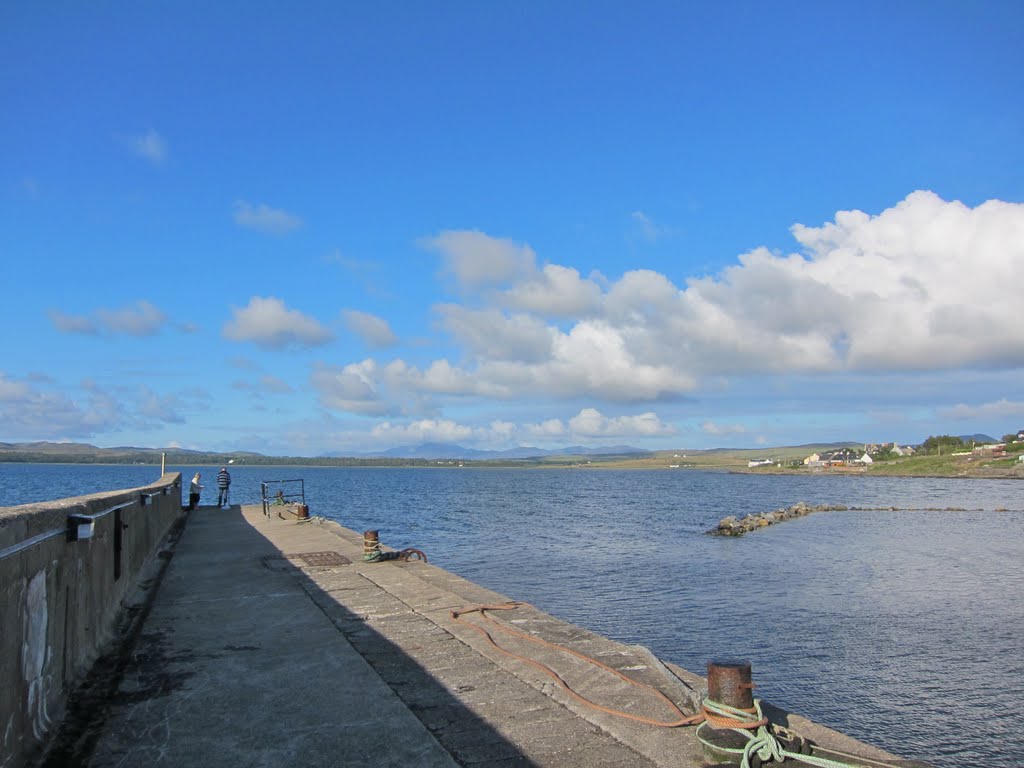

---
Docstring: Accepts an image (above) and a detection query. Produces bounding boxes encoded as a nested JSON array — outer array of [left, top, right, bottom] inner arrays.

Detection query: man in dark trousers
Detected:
[[216, 466, 231, 508]]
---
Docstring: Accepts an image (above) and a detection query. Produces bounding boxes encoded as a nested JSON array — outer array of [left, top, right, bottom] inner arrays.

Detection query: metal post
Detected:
[[363, 530, 380, 561], [707, 660, 754, 709], [701, 660, 757, 764]]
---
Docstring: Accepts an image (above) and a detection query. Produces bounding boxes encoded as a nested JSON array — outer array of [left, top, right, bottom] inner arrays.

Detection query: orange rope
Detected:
[[450, 601, 706, 728], [702, 708, 768, 729]]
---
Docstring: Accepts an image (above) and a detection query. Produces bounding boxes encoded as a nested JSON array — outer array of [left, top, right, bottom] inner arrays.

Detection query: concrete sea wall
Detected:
[[0, 472, 184, 767]]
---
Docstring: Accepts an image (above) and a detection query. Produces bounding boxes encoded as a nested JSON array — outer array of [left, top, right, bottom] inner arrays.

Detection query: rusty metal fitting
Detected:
[[706, 660, 755, 710], [362, 530, 381, 561]]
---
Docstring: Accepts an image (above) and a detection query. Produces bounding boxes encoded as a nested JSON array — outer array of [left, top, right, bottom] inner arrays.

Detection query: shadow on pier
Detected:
[[40, 506, 531, 767]]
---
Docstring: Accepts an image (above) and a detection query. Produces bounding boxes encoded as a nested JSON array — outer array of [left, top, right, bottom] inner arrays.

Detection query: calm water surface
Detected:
[[3, 463, 1022, 767]]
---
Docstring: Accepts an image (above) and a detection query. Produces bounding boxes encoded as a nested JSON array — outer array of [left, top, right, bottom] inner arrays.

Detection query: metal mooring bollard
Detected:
[[295, 503, 309, 520], [363, 530, 381, 561], [707, 660, 755, 710], [702, 660, 757, 764]]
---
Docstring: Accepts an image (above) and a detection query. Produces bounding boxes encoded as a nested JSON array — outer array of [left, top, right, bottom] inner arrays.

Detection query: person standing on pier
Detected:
[[216, 466, 231, 508], [189, 472, 203, 510]]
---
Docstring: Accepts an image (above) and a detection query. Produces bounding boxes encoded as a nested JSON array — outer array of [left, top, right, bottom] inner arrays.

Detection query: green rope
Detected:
[[696, 699, 869, 768]]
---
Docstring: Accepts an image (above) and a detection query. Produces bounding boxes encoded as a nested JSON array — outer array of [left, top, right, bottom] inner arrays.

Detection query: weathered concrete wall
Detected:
[[0, 472, 184, 768]]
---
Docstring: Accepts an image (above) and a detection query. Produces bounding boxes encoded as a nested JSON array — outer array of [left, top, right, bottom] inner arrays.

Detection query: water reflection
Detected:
[[3, 464, 1022, 767]]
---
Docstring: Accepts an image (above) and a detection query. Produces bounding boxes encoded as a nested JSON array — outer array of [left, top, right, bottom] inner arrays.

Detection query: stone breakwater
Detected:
[[708, 501, 1021, 536], [709, 501, 847, 536]]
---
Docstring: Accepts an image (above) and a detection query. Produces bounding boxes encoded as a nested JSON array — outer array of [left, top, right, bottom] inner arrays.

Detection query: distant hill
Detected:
[[0, 441, 649, 464], [0, 442, 266, 465], [0, 435, 1007, 465], [958, 434, 998, 444]]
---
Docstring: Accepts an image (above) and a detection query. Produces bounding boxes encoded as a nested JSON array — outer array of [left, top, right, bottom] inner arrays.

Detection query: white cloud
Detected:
[[528, 418, 567, 438], [233, 201, 303, 234], [702, 422, 747, 436], [488, 420, 517, 442], [48, 300, 167, 337], [277, 192, 1024, 443], [422, 230, 536, 289], [261, 375, 293, 394], [342, 309, 397, 348], [310, 360, 392, 415], [937, 398, 1024, 422], [370, 418, 474, 444], [567, 408, 675, 438], [546, 321, 694, 399], [223, 296, 333, 349], [47, 309, 97, 335], [500, 264, 603, 316], [137, 387, 184, 423], [631, 210, 664, 241], [128, 129, 166, 165], [0, 372, 30, 401], [785, 191, 1024, 370], [0, 377, 125, 439], [95, 300, 167, 336], [436, 305, 553, 362]]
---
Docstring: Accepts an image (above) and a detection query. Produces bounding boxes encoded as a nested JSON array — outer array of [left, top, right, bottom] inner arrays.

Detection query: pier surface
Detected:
[[65, 506, 923, 767]]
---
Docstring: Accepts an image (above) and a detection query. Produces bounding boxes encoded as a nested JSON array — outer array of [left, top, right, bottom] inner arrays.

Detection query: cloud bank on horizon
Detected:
[[3, 190, 1023, 453], [2, 5, 1022, 454]]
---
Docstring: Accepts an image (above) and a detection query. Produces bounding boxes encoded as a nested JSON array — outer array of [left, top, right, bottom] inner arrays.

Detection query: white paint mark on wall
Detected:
[[2, 713, 15, 767], [22, 572, 51, 741]]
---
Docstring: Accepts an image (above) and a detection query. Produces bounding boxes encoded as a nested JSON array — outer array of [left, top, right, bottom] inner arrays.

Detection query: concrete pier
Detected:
[[40, 505, 927, 767]]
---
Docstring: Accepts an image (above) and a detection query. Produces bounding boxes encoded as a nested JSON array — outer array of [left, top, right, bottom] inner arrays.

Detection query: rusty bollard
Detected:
[[708, 660, 755, 709], [295, 503, 309, 520], [702, 660, 757, 763], [363, 529, 381, 562]]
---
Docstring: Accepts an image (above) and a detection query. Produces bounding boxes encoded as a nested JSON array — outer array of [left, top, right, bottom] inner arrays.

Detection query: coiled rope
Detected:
[[696, 698, 889, 768]]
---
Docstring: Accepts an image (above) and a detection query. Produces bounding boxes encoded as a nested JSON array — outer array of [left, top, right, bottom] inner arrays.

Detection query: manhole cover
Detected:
[[291, 551, 351, 567]]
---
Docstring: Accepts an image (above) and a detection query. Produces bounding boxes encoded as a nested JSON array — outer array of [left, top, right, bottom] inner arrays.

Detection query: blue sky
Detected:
[[2, 2, 1023, 455]]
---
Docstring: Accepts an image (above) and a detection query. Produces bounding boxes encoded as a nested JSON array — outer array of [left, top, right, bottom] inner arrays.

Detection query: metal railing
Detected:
[[260, 479, 306, 517], [0, 484, 179, 562]]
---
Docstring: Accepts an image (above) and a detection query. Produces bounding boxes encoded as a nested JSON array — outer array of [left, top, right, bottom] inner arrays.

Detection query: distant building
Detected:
[[747, 459, 774, 468]]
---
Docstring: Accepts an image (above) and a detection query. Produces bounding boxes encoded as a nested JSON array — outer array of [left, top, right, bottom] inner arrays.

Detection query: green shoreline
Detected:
[[2, 441, 1022, 478]]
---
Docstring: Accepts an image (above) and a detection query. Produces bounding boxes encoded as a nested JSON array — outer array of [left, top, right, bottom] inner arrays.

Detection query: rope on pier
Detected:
[[450, 601, 703, 727], [695, 698, 897, 768], [450, 601, 908, 768], [363, 547, 428, 563]]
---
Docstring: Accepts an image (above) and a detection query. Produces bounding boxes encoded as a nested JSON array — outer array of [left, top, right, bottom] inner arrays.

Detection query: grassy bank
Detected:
[[579, 447, 1024, 478]]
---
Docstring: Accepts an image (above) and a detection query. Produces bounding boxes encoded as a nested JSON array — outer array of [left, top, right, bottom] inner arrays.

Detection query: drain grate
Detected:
[[261, 551, 352, 571], [291, 551, 351, 567]]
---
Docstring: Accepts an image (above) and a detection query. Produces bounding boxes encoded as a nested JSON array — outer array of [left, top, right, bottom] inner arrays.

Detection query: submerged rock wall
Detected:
[[709, 501, 848, 536]]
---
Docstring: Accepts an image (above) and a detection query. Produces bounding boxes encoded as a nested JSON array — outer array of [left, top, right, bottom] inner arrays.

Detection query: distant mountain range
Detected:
[[0, 435, 1002, 463], [0, 440, 649, 463]]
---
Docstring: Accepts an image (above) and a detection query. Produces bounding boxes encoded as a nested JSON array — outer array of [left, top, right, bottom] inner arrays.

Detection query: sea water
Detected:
[[3, 463, 1022, 767]]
